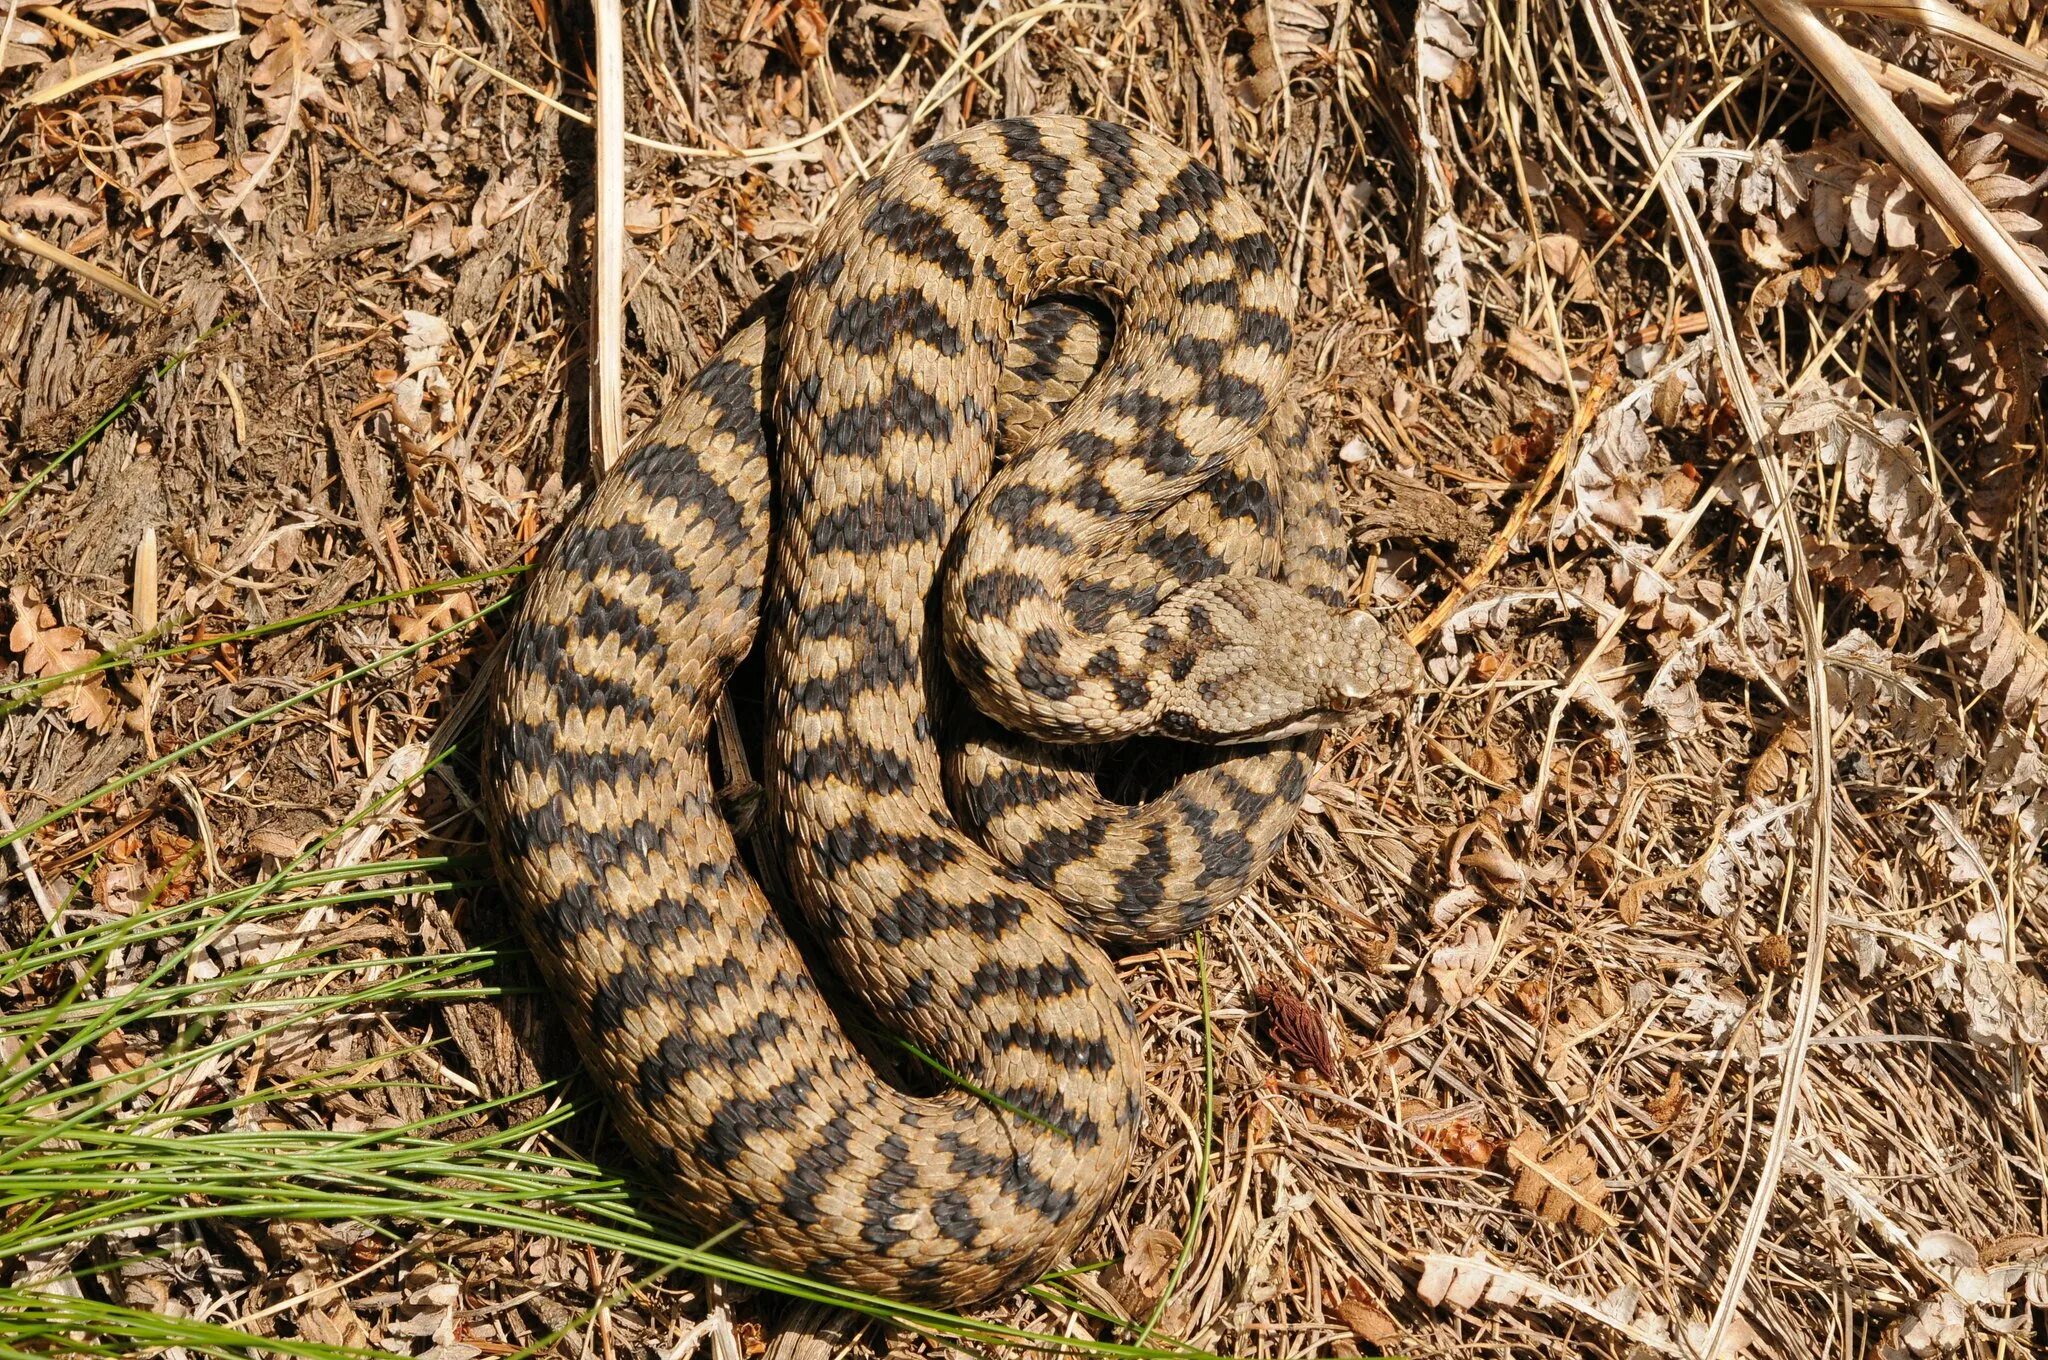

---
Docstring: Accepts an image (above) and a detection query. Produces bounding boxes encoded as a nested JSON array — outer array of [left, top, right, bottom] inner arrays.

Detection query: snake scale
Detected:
[[487, 117, 1418, 1304]]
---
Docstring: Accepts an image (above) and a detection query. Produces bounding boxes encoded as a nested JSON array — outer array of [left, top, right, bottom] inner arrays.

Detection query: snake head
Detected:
[[1332, 609, 1423, 711], [1159, 582, 1420, 744]]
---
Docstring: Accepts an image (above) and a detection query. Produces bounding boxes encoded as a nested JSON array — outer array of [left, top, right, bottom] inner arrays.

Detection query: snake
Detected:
[[486, 116, 1419, 1305]]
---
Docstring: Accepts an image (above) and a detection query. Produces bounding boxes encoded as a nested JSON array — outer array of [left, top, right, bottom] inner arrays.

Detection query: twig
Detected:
[[0, 797, 57, 926], [592, 0, 625, 473], [1583, 5, 1837, 1356], [27, 4, 143, 51], [1408, 364, 1615, 648]]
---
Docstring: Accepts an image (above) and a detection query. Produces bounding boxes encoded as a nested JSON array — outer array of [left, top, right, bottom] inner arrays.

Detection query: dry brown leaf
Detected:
[[1417, 0, 1479, 96], [1745, 722, 1809, 802], [1408, 1104, 1496, 1167], [1614, 865, 1688, 926], [1334, 1280, 1400, 1344], [1118, 1224, 1179, 1293], [3, 190, 94, 225], [9, 588, 87, 674], [88, 1030, 167, 1098], [49, 676, 123, 733], [1502, 325, 1566, 386], [1806, 539, 1907, 630], [2, 20, 52, 71], [1645, 1071, 1692, 1127], [1104, 1223, 1180, 1316], [1504, 1127, 1618, 1234], [1412, 918, 1496, 1012], [7, 586, 123, 733], [856, 0, 951, 43], [1489, 411, 1557, 479], [787, 0, 830, 61]]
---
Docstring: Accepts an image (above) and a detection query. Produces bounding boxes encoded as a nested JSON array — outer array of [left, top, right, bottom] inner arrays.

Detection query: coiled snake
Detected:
[[487, 117, 1418, 1304]]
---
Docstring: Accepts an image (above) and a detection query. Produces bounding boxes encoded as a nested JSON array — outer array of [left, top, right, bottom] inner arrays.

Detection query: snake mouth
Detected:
[[1163, 705, 1357, 746]]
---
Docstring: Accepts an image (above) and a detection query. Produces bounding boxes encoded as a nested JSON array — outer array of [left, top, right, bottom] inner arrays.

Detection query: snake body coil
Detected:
[[487, 117, 1417, 1304]]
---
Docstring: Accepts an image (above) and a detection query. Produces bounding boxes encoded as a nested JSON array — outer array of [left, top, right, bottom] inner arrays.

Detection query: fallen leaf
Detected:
[[1504, 1126, 1617, 1234], [1645, 1070, 1691, 1127], [1334, 1280, 1399, 1344], [1119, 1225, 1180, 1293]]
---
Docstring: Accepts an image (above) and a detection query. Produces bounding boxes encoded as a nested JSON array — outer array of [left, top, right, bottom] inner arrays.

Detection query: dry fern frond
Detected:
[[1238, 0, 1332, 106], [1963, 282, 2042, 538], [1416, 1251, 1756, 1354], [1805, 538, 1909, 628], [1417, 0, 1479, 94], [1708, 107, 2048, 540], [1751, 0, 2048, 327], [1964, 0, 2039, 31]]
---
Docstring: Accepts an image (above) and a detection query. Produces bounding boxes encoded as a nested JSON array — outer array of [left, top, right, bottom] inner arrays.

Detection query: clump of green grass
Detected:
[[1, 563, 1226, 1360]]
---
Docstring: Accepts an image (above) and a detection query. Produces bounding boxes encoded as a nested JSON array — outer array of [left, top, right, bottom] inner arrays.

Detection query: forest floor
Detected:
[[4, 1, 2048, 1357]]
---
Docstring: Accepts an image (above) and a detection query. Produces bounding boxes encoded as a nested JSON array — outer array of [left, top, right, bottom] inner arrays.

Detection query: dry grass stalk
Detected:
[[1818, 0, 2048, 84], [592, 0, 625, 473], [1859, 51, 2048, 159], [28, 5, 141, 49], [22, 27, 238, 106], [0, 220, 164, 312], [1585, 5, 1841, 1354]]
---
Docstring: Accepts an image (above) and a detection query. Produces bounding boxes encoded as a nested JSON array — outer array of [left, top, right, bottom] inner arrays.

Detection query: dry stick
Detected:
[[1584, 6, 1836, 1356], [28, 4, 143, 50], [0, 799, 58, 926], [1748, 0, 2048, 333], [1406, 364, 1615, 650], [591, 0, 625, 474]]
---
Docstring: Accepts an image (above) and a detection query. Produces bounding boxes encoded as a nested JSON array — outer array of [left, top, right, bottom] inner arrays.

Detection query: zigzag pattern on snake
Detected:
[[486, 116, 1418, 1305]]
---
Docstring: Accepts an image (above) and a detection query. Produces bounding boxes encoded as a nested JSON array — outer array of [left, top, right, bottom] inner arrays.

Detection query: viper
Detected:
[[487, 116, 1417, 1304]]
